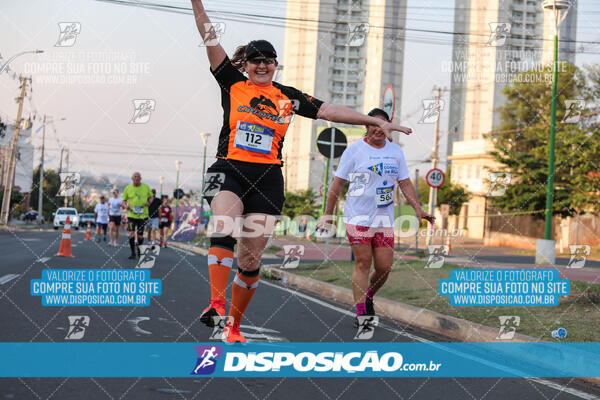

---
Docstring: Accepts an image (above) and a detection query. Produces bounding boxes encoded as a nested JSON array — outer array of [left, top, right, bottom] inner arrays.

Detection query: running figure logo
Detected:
[[277, 99, 300, 124], [496, 316, 520, 340], [170, 207, 201, 242], [281, 245, 305, 269], [209, 316, 233, 341], [487, 23, 511, 47], [562, 100, 586, 124], [204, 173, 225, 197], [347, 172, 370, 197], [65, 316, 90, 340], [199, 22, 226, 47], [59, 173, 81, 197], [567, 245, 590, 268], [346, 23, 369, 47], [419, 99, 445, 124], [136, 245, 160, 269], [129, 99, 156, 124], [354, 317, 379, 340], [191, 345, 222, 375], [425, 245, 448, 269], [487, 172, 511, 197], [55, 22, 81, 47]]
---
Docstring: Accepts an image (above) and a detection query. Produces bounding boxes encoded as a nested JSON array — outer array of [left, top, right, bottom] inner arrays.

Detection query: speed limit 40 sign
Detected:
[[426, 168, 445, 188]]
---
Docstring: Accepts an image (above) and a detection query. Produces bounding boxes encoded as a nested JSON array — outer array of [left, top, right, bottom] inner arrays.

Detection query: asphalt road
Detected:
[[1, 229, 599, 399]]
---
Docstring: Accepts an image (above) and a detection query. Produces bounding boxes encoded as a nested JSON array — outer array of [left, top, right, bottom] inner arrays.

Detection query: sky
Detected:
[[0, 0, 598, 195]]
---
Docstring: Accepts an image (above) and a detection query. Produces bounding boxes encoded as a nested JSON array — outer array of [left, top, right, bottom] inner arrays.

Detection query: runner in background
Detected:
[[147, 189, 162, 245], [122, 172, 153, 259], [318, 108, 434, 327], [94, 196, 109, 242], [158, 195, 173, 248], [108, 189, 123, 246]]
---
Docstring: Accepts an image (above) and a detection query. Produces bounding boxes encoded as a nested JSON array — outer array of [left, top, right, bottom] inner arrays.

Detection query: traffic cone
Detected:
[[84, 222, 92, 240], [56, 216, 74, 257]]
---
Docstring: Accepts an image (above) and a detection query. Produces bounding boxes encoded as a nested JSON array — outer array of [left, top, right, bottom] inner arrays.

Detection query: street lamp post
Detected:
[[199, 133, 210, 213], [536, 0, 572, 265], [36, 116, 65, 224], [0, 50, 44, 74], [159, 176, 164, 197], [174, 160, 182, 227]]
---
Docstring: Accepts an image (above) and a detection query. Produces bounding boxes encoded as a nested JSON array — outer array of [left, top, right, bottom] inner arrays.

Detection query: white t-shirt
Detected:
[[108, 197, 122, 216], [335, 139, 410, 228], [94, 203, 109, 224]]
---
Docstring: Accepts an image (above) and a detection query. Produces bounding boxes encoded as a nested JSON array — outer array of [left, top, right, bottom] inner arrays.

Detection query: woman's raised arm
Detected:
[[190, 0, 227, 70]]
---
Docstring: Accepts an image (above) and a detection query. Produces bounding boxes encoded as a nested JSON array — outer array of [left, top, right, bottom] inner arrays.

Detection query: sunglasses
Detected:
[[245, 58, 276, 65]]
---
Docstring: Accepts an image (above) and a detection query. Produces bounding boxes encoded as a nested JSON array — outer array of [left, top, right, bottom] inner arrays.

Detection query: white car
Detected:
[[53, 207, 80, 230]]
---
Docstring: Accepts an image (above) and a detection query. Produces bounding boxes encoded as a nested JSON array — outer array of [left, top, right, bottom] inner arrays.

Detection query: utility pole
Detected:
[[427, 87, 442, 247], [0, 76, 31, 225], [64, 149, 69, 207], [37, 115, 46, 224], [415, 168, 420, 252]]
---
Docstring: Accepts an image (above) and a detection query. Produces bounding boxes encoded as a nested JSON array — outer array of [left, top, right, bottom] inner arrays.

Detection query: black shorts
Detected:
[[97, 223, 108, 233], [205, 159, 284, 215], [109, 215, 122, 226], [127, 218, 147, 236], [159, 222, 171, 229]]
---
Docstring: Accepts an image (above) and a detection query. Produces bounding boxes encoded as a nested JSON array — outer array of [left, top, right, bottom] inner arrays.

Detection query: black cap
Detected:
[[245, 40, 277, 60], [368, 108, 390, 122]]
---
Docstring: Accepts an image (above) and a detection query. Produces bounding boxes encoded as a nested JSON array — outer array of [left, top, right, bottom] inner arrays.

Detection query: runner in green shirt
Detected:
[[122, 171, 153, 259]]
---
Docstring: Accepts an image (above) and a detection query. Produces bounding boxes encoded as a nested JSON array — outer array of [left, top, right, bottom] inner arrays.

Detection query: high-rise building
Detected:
[[281, 0, 407, 193], [447, 0, 577, 238]]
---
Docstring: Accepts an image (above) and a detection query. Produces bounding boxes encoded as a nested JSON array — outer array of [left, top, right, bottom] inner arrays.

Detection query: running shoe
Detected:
[[200, 298, 227, 328], [224, 321, 246, 343], [128, 253, 136, 260]]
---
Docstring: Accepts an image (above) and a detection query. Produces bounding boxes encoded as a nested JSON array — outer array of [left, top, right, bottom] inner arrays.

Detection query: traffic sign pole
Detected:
[[425, 168, 445, 247], [315, 128, 348, 263]]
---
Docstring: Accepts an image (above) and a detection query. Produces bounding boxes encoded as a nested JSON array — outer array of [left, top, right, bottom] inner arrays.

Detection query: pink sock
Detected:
[[356, 302, 366, 316], [366, 287, 375, 301]]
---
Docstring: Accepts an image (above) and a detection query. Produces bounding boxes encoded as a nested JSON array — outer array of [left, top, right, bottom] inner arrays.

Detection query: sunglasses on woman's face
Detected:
[[246, 58, 276, 65]]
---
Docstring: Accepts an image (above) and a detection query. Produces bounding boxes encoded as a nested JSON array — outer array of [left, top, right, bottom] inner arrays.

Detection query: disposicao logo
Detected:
[[191, 345, 222, 375], [223, 351, 408, 373]]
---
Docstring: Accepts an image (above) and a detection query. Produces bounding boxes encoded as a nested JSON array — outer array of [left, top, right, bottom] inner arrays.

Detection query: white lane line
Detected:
[[261, 279, 598, 400], [36, 257, 51, 263], [0, 274, 20, 285], [127, 317, 152, 335]]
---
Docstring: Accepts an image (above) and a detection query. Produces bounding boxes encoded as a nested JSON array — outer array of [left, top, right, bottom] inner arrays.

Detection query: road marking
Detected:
[[262, 279, 598, 399], [36, 257, 51, 263], [127, 317, 152, 335], [0, 274, 20, 285]]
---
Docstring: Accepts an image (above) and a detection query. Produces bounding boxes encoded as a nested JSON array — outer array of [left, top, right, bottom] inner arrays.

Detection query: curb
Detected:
[[261, 264, 600, 387], [170, 242, 600, 386]]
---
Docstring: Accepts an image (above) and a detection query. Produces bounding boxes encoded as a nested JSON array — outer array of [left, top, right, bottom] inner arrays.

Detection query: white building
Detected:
[[447, 0, 577, 239], [282, 0, 407, 193]]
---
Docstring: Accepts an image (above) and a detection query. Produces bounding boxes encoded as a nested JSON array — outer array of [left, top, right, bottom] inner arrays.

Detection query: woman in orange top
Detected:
[[191, 0, 413, 343]]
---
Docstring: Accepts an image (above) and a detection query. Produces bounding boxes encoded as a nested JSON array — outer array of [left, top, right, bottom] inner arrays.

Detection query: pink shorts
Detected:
[[346, 224, 394, 248]]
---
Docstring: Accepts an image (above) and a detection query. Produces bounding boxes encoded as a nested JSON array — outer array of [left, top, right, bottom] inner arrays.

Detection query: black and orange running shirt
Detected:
[[211, 56, 324, 165]]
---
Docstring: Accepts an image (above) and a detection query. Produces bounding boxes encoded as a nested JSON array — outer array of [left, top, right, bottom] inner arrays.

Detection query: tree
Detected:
[[29, 167, 61, 220], [488, 63, 600, 218], [282, 188, 319, 219]]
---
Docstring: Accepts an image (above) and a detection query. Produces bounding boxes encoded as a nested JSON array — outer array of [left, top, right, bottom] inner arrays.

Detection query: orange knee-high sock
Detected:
[[207, 246, 234, 301], [229, 268, 260, 324]]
